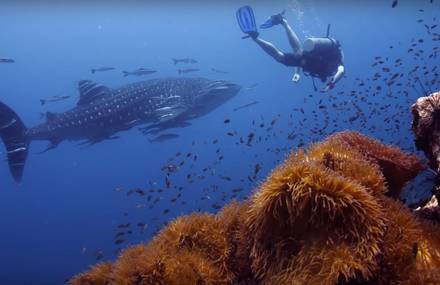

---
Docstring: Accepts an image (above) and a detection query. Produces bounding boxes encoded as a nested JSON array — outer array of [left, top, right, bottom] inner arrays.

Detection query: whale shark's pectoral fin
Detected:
[[139, 120, 192, 135], [37, 138, 61, 154], [78, 135, 120, 148]]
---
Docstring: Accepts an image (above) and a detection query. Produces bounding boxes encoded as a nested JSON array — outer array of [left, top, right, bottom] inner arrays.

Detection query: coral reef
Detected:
[[411, 91, 440, 223], [412, 91, 440, 172], [70, 131, 440, 285], [71, 262, 113, 285], [327, 131, 426, 197], [245, 152, 385, 283]]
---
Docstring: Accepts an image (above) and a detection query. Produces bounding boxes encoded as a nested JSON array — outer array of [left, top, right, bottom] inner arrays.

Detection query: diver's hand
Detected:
[[292, 73, 300, 83], [320, 81, 335, 93]]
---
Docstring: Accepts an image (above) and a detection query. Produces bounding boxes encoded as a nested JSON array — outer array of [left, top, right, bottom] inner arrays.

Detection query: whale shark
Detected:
[[0, 77, 240, 183]]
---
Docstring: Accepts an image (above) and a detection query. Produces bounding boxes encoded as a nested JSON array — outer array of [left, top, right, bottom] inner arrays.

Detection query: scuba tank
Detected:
[[303, 37, 339, 54], [303, 25, 340, 54]]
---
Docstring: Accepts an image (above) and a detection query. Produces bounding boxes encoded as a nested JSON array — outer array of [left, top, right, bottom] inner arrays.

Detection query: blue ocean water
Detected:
[[0, 1, 438, 284]]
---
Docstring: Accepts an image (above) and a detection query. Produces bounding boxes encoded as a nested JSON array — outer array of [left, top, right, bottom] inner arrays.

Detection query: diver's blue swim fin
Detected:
[[236, 6, 258, 39], [260, 10, 286, 29]]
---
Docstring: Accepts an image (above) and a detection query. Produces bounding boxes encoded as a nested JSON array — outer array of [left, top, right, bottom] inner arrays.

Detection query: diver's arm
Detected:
[[333, 64, 345, 84], [321, 65, 345, 92]]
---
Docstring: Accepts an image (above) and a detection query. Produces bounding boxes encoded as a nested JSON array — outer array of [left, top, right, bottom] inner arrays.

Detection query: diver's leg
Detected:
[[281, 19, 302, 54], [252, 37, 286, 63]]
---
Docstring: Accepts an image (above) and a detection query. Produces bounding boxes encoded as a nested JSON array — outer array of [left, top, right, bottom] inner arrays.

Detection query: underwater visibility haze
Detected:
[[0, 0, 440, 284]]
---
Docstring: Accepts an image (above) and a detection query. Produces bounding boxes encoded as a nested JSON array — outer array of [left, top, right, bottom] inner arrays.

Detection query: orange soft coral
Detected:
[[328, 131, 426, 197], [245, 150, 385, 283], [150, 213, 233, 282], [216, 201, 255, 283], [375, 197, 440, 284], [70, 131, 439, 285], [306, 139, 388, 196], [70, 262, 113, 285], [113, 244, 227, 285], [268, 242, 376, 285], [109, 213, 234, 285]]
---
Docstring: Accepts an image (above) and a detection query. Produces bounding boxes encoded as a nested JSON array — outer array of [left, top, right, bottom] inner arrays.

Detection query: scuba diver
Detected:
[[236, 6, 345, 92]]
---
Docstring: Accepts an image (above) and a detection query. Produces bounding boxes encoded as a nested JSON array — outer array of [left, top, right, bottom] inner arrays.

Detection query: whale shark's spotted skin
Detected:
[[27, 77, 240, 146]]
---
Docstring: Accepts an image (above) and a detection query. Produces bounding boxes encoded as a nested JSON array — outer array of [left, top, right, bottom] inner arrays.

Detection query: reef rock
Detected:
[[412, 91, 440, 172], [411, 91, 440, 222]]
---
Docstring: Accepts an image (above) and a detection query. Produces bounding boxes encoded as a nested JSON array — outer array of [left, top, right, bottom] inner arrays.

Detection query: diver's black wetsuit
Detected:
[[283, 44, 344, 82]]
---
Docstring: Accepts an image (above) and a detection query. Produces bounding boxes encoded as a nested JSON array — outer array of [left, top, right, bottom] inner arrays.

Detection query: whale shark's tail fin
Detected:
[[0, 101, 29, 183]]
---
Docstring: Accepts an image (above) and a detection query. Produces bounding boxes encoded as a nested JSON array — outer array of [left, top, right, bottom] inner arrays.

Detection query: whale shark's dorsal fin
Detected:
[[77, 80, 111, 106]]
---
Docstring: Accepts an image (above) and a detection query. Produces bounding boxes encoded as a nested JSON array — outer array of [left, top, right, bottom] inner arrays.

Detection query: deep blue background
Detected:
[[0, 1, 439, 284]]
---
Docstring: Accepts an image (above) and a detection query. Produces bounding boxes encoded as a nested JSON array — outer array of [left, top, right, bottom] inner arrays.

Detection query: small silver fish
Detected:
[[91, 67, 115, 73], [245, 83, 259, 91], [0, 58, 14, 63], [172, 58, 198, 64], [211, 68, 228, 74], [233, 101, 259, 112], [178, 68, 200, 74], [122, 68, 157, 77], [40, 95, 71, 105]]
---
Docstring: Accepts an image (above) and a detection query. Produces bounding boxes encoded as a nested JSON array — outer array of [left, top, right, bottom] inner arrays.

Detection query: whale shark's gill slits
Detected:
[[77, 80, 111, 106]]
